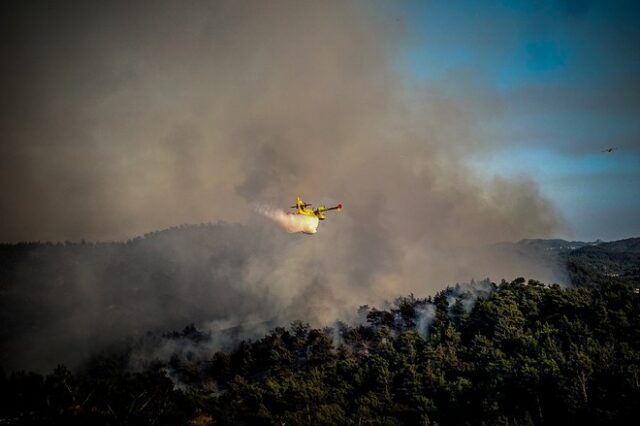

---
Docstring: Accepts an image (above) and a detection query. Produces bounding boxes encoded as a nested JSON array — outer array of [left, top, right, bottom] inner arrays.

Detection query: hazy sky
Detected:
[[1, 0, 638, 243], [400, 0, 640, 241]]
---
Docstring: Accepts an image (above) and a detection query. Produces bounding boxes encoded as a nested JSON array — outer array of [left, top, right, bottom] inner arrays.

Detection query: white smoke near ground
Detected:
[[415, 303, 436, 338], [446, 279, 496, 314], [255, 204, 319, 234]]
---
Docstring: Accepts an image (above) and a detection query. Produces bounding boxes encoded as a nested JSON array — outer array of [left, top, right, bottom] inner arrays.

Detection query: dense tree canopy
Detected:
[[1, 277, 639, 425]]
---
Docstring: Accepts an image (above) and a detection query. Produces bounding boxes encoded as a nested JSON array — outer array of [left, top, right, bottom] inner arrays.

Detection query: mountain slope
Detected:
[[568, 237, 640, 287]]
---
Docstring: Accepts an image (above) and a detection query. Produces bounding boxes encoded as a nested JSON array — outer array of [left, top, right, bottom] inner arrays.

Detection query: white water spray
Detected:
[[256, 205, 319, 234]]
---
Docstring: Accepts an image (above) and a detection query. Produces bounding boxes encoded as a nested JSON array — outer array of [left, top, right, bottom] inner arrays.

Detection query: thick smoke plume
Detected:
[[0, 1, 567, 372]]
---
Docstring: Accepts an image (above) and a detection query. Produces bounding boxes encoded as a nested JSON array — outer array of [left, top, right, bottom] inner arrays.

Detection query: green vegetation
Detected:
[[567, 238, 640, 288], [2, 278, 639, 425]]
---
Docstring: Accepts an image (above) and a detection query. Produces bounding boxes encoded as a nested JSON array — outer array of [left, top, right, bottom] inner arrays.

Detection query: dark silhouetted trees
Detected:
[[1, 279, 639, 425]]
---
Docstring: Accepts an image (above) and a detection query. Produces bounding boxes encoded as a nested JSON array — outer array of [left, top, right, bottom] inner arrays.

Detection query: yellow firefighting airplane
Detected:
[[290, 197, 343, 220]]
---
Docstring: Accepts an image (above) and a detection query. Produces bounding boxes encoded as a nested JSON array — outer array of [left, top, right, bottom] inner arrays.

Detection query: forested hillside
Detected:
[[1, 224, 598, 373], [492, 237, 640, 289], [567, 238, 640, 287], [2, 279, 639, 425], [0, 223, 288, 372]]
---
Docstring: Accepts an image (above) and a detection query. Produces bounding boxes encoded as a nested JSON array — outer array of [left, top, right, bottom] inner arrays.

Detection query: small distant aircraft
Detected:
[[602, 147, 617, 153], [290, 196, 342, 220]]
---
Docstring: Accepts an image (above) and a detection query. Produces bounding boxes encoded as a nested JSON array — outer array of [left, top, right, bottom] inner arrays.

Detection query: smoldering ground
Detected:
[[1, 1, 566, 372]]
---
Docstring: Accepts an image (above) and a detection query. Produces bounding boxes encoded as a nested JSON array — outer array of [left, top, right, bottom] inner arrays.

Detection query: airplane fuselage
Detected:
[[291, 197, 341, 221]]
